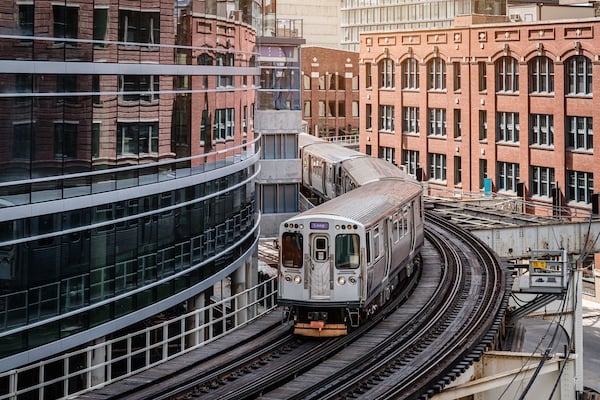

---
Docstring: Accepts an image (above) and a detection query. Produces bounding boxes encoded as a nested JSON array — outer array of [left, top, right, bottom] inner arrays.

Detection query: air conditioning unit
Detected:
[[509, 14, 521, 22]]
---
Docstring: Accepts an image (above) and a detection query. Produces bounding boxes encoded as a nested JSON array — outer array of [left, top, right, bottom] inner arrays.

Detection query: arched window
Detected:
[[427, 58, 446, 90], [379, 58, 395, 89], [565, 55, 592, 95], [401, 58, 419, 90], [529, 56, 554, 94], [496, 56, 519, 93]]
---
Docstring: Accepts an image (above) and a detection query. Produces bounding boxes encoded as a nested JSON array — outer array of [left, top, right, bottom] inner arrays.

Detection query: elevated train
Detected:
[[278, 135, 424, 336]]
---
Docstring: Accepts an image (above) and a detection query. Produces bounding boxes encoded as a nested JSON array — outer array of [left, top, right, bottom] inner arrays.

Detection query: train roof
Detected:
[[342, 157, 409, 186], [301, 141, 366, 163], [298, 133, 325, 149], [290, 179, 422, 227]]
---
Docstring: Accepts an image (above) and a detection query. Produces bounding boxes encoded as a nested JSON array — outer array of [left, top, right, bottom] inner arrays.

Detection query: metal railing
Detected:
[[0, 277, 278, 400]]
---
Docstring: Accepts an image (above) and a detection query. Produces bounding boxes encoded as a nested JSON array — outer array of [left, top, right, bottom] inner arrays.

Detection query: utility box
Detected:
[[528, 249, 568, 293]]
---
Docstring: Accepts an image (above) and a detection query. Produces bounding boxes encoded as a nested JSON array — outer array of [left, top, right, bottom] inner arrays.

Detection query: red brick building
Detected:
[[360, 18, 600, 218], [301, 47, 359, 137]]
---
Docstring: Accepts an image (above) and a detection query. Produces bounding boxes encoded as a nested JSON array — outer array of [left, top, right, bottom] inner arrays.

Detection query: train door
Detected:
[[309, 234, 331, 299], [409, 202, 417, 255]]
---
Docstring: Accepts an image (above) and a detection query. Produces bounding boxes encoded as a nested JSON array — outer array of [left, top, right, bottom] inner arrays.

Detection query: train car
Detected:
[[338, 156, 408, 195], [300, 139, 367, 202], [278, 178, 424, 337]]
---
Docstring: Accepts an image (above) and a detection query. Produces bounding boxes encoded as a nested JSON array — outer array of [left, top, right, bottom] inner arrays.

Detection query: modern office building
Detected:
[[0, 0, 269, 397], [254, 5, 305, 237], [359, 16, 600, 217]]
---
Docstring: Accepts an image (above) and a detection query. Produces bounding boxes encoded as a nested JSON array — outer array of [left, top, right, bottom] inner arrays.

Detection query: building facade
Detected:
[[360, 18, 600, 217], [0, 0, 261, 386], [340, 0, 507, 51], [301, 47, 360, 138]]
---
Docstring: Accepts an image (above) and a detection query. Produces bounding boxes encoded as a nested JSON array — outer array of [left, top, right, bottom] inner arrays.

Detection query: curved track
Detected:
[[92, 211, 511, 400]]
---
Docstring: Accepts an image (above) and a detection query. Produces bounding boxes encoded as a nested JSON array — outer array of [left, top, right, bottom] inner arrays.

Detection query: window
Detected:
[[53, 5, 78, 40], [366, 62, 372, 88], [328, 100, 336, 117], [16, 74, 32, 104], [496, 56, 519, 93], [281, 232, 303, 268], [303, 101, 311, 118], [318, 75, 326, 90], [119, 10, 160, 45], [497, 161, 520, 192], [378, 105, 394, 132], [479, 159, 488, 190], [565, 56, 592, 95], [92, 123, 100, 158], [335, 234, 360, 269], [318, 101, 326, 117], [479, 110, 488, 140], [93, 8, 108, 43], [57, 75, 77, 105], [352, 76, 359, 91], [530, 166, 555, 198], [337, 74, 345, 90], [427, 58, 446, 90], [453, 62, 461, 91], [117, 122, 159, 155], [428, 108, 446, 137], [352, 101, 359, 118], [403, 150, 420, 177], [261, 133, 297, 160], [402, 58, 419, 90], [261, 184, 298, 213], [478, 62, 487, 92], [454, 156, 462, 185], [243, 105, 248, 134], [213, 108, 235, 140], [365, 104, 372, 129], [566, 116, 593, 150], [119, 75, 159, 103], [18, 4, 34, 37], [497, 112, 519, 143], [328, 74, 336, 90], [379, 146, 395, 164], [453, 109, 461, 138], [338, 101, 345, 117], [402, 106, 419, 134], [567, 170, 593, 204], [216, 53, 234, 87], [13, 123, 32, 159], [54, 122, 78, 159], [379, 58, 395, 89], [529, 56, 554, 94], [303, 74, 311, 90], [428, 153, 446, 181], [530, 114, 554, 147]]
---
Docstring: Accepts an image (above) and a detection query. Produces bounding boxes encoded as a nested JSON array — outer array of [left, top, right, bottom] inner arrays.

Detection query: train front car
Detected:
[[279, 215, 364, 337], [278, 179, 424, 337]]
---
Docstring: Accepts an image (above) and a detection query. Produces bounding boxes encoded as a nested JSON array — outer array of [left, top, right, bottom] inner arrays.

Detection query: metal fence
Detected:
[[0, 277, 278, 400]]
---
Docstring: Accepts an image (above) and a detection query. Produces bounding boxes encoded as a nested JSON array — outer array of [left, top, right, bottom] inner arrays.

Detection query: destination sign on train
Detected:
[[310, 222, 329, 230]]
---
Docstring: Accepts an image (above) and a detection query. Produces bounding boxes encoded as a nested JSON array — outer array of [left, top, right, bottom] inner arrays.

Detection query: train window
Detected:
[[335, 234, 360, 269], [313, 236, 328, 261], [372, 226, 380, 260], [281, 232, 303, 268], [366, 232, 371, 263]]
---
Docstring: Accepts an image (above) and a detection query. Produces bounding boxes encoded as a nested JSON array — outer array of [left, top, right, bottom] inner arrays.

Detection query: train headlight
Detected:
[[348, 276, 357, 285], [284, 275, 292, 282], [293, 275, 302, 284], [337, 276, 346, 285]]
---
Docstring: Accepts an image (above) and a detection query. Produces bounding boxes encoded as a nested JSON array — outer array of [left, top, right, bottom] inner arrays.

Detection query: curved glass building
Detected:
[[0, 0, 260, 372]]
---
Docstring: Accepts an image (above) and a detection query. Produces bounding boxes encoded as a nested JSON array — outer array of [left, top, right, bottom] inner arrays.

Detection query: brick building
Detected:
[[360, 17, 600, 218], [301, 47, 360, 137]]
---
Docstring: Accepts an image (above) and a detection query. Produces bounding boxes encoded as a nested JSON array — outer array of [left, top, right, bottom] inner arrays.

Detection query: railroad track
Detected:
[[98, 211, 510, 400]]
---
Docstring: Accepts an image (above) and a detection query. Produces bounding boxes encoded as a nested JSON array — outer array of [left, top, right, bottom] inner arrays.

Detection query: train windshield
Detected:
[[335, 234, 360, 269], [281, 232, 303, 268]]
